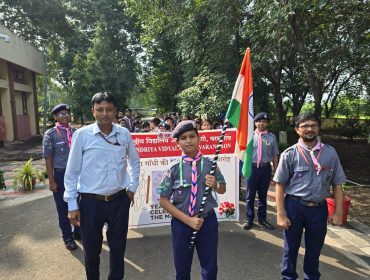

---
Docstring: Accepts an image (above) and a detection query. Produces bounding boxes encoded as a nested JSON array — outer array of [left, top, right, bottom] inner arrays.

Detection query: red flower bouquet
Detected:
[[219, 202, 235, 218]]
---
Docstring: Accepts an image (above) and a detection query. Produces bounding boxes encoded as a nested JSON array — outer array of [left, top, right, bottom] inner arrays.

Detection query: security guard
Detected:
[[273, 112, 346, 280], [243, 112, 279, 230], [43, 104, 80, 250]]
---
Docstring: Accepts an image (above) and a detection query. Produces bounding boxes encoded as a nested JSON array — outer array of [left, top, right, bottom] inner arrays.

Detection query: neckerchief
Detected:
[[182, 151, 202, 216], [255, 129, 268, 168], [297, 140, 324, 175], [55, 122, 72, 148]]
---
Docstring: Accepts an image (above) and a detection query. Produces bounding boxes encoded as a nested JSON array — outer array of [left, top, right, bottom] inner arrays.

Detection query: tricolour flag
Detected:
[[225, 48, 254, 178]]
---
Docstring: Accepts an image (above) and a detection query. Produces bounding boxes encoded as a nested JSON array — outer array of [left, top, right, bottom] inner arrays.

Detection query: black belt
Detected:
[[252, 162, 270, 167], [80, 189, 126, 202], [287, 195, 326, 207], [54, 168, 66, 172]]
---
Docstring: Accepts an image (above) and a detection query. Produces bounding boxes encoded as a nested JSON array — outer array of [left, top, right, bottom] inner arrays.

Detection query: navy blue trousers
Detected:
[[171, 210, 218, 280], [53, 169, 79, 241], [246, 164, 271, 222], [79, 191, 130, 280], [282, 196, 328, 280]]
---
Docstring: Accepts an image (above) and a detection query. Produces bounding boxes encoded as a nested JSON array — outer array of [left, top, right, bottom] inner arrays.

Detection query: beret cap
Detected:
[[254, 112, 269, 122], [172, 120, 197, 138], [51, 104, 70, 114]]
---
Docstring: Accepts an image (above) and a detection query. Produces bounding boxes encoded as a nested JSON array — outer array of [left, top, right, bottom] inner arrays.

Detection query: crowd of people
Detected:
[[115, 109, 222, 133]]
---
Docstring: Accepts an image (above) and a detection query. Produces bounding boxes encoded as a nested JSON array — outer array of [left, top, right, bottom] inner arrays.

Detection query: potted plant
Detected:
[[13, 159, 38, 191]]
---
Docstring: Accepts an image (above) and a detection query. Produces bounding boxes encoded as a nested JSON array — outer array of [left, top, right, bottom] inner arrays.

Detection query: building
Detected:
[[0, 25, 45, 143]]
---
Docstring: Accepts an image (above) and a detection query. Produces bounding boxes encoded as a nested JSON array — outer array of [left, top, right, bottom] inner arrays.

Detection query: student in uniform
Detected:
[[273, 112, 346, 280], [43, 104, 80, 250], [158, 120, 226, 280], [243, 112, 279, 230]]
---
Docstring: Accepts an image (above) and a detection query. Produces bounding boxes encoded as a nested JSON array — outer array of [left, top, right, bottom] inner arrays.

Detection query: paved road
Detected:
[[1, 193, 369, 280]]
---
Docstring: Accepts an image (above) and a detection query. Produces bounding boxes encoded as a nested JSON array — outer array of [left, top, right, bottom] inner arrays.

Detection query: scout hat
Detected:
[[51, 104, 70, 114], [172, 120, 197, 139], [254, 112, 269, 122]]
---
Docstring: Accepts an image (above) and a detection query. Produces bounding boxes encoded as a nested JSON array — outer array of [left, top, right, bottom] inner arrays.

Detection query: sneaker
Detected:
[[64, 238, 77, 250], [242, 221, 254, 230], [258, 220, 275, 230], [73, 231, 81, 241]]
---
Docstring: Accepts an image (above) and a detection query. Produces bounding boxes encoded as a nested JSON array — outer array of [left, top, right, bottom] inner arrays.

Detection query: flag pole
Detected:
[[189, 122, 229, 249]]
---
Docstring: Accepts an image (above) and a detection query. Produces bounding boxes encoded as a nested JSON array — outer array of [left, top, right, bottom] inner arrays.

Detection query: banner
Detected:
[[129, 129, 239, 228]]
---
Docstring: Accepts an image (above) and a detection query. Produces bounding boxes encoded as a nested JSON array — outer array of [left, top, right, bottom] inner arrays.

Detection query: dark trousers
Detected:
[[171, 211, 218, 280], [79, 191, 130, 280], [282, 196, 328, 280], [245, 164, 271, 222], [53, 169, 79, 241]]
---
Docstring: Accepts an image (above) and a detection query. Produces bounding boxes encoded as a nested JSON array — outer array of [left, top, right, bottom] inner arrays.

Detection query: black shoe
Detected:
[[243, 221, 254, 230], [64, 238, 77, 250], [73, 231, 81, 241], [258, 220, 275, 230]]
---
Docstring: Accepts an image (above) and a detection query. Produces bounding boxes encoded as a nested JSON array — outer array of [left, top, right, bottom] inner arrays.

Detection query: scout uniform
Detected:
[[158, 121, 226, 280], [273, 141, 346, 279], [43, 104, 80, 247], [245, 112, 279, 229]]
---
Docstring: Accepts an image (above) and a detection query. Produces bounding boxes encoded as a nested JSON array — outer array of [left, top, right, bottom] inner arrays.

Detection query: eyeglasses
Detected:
[[57, 112, 70, 117], [298, 124, 319, 130]]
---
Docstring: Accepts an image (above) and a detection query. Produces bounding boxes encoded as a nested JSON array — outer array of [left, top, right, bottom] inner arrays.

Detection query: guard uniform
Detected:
[[43, 104, 79, 243], [246, 112, 279, 226], [158, 155, 226, 280], [273, 143, 346, 280]]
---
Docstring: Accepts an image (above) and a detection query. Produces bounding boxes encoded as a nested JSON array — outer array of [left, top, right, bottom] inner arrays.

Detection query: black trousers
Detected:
[[79, 191, 130, 280]]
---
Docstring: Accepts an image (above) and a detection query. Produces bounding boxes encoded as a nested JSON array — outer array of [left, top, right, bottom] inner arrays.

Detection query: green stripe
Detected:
[[242, 139, 254, 178], [226, 99, 241, 127]]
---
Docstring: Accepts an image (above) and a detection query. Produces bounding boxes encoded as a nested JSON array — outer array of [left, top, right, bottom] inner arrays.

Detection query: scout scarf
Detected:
[[255, 129, 268, 168], [55, 122, 72, 148], [182, 151, 202, 216], [297, 140, 324, 175]]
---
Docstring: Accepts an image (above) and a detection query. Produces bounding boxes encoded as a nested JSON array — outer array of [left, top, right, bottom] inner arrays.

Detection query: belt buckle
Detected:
[[307, 201, 314, 207], [104, 195, 109, 202]]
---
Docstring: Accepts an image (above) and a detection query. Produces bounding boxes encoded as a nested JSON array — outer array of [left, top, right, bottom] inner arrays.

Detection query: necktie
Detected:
[[255, 129, 268, 167], [182, 151, 202, 216], [55, 122, 72, 148]]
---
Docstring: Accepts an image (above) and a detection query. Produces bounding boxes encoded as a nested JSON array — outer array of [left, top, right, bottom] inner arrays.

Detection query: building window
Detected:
[[22, 92, 28, 115], [13, 70, 25, 82]]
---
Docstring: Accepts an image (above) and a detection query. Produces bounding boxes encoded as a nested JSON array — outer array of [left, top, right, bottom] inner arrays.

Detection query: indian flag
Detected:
[[225, 48, 254, 178]]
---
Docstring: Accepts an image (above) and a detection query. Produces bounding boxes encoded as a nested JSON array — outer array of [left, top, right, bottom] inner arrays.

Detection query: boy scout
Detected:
[[243, 112, 279, 230], [43, 104, 80, 250], [273, 112, 346, 280], [158, 120, 226, 280]]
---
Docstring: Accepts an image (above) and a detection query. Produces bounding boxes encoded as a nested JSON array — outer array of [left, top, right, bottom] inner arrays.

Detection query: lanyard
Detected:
[[99, 132, 121, 146], [179, 156, 203, 187]]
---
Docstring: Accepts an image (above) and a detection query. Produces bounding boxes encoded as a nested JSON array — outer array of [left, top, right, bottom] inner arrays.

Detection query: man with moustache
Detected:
[[43, 104, 80, 250], [64, 92, 140, 280], [273, 112, 346, 280]]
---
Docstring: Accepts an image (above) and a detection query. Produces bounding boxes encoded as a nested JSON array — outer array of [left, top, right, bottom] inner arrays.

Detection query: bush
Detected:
[[0, 170, 6, 190], [335, 116, 367, 140]]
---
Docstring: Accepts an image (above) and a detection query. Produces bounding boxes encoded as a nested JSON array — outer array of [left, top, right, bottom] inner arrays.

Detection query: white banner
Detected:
[[129, 130, 239, 228]]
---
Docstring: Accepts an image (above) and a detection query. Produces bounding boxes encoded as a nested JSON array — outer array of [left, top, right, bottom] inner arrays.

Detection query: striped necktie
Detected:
[[182, 151, 202, 216]]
